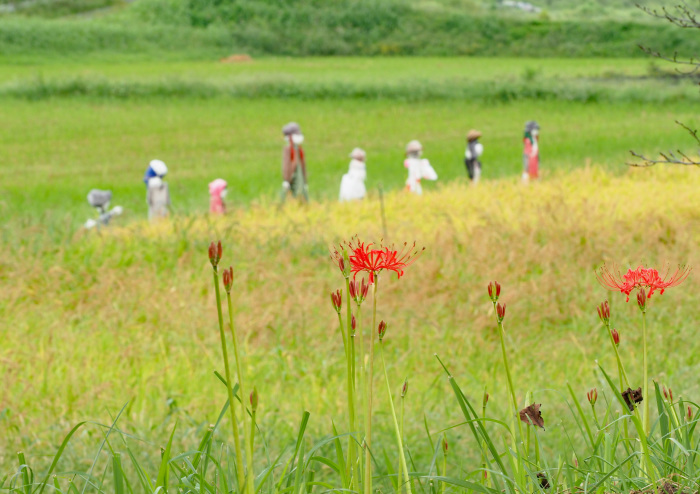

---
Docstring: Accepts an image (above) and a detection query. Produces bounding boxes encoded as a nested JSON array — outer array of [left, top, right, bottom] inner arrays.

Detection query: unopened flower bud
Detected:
[[330, 290, 342, 314], [483, 392, 489, 407], [587, 388, 598, 406], [687, 406, 693, 422], [401, 378, 408, 398], [222, 266, 234, 293], [349, 280, 358, 300], [360, 278, 369, 300], [663, 386, 668, 400], [378, 320, 387, 340], [487, 281, 501, 302], [637, 288, 647, 312], [351, 314, 357, 333], [250, 387, 258, 413], [208, 241, 222, 267], [496, 302, 506, 323], [611, 328, 620, 346], [669, 388, 674, 402], [597, 301, 610, 324], [442, 437, 448, 455]]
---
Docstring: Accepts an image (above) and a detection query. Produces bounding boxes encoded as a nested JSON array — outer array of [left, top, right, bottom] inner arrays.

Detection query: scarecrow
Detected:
[[339, 147, 367, 201], [464, 129, 484, 183], [280, 122, 308, 202], [523, 121, 540, 181], [404, 140, 438, 195]]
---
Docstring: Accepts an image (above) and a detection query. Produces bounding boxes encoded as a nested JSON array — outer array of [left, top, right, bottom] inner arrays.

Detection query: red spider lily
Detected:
[[329, 244, 352, 278], [348, 239, 423, 282], [349, 278, 370, 305], [208, 240, 222, 267], [222, 266, 234, 293], [330, 289, 342, 314], [611, 328, 620, 346], [596, 264, 691, 302], [487, 281, 501, 302], [597, 301, 610, 324], [587, 388, 598, 406], [496, 302, 506, 323]]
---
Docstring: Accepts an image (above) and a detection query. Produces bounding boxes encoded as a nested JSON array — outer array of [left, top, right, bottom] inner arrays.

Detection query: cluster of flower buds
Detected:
[[688, 406, 693, 422], [442, 437, 448, 455], [487, 281, 501, 302], [208, 241, 223, 268], [611, 328, 620, 346], [662, 386, 674, 402], [637, 288, 647, 312], [401, 378, 408, 398], [250, 387, 259, 413], [587, 388, 598, 406], [597, 301, 610, 324], [496, 302, 506, 323], [378, 320, 387, 341], [222, 266, 234, 293], [330, 289, 342, 314], [349, 278, 369, 305]]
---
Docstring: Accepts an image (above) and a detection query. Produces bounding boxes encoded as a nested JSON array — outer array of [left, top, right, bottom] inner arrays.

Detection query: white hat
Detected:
[[349, 147, 366, 160], [149, 159, 168, 177], [148, 176, 163, 188], [405, 140, 422, 153]]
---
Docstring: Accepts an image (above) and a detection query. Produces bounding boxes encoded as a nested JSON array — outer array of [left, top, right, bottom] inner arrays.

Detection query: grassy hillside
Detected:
[[0, 0, 693, 57]]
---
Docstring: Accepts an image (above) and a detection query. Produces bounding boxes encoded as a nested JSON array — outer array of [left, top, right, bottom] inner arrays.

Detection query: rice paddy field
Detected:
[[1, 56, 700, 491]]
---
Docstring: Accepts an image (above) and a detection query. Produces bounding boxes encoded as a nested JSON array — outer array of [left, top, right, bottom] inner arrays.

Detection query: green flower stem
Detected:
[[364, 274, 378, 494], [642, 310, 650, 437], [492, 301, 523, 444], [605, 321, 629, 391], [226, 290, 255, 494], [379, 342, 412, 494], [355, 305, 364, 489], [398, 395, 405, 494], [344, 277, 358, 490], [441, 440, 447, 494], [212, 267, 246, 491]]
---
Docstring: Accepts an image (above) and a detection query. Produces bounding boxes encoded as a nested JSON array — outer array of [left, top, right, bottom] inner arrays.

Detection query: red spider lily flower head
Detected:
[[351, 314, 357, 333], [496, 302, 506, 323], [378, 320, 387, 340], [208, 241, 222, 267], [330, 289, 342, 314], [597, 301, 610, 324], [442, 437, 448, 455], [401, 378, 408, 398], [222, 266, 234, 293], [487, 281, 501, 302], [587, 388, 598, 406], [611, 328, 620, 346], [329, 244, 352, 279], [596, 263, 691, 302], [348, 238, 424, 282], [250, 387, 259, 413], [349, 278, 369, 305], [688, 406, 693, 422]]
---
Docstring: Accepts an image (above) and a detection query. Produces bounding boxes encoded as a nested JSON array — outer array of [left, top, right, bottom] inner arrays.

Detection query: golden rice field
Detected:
[[1, 165, 699, 476]]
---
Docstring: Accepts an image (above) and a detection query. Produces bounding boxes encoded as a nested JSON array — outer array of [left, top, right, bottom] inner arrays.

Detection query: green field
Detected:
[[2, 52, 700, 491]]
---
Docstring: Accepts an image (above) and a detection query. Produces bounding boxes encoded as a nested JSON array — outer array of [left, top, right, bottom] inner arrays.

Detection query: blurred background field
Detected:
[[2, 0, 700, 485]]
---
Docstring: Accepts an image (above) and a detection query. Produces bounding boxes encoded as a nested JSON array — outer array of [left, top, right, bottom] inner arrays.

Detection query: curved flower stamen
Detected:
[[596, 263, 691, 302]]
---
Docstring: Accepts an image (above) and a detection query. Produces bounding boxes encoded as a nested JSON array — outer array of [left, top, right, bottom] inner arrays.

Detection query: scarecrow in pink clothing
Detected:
[[522, 120, 540, 181], [208, 178, 228, 214]]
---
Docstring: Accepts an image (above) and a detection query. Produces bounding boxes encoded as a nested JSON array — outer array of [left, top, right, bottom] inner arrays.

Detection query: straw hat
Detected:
[[466, 129, 482, 142], [349, 147, 366, 161], [405, 140, 422, 153]]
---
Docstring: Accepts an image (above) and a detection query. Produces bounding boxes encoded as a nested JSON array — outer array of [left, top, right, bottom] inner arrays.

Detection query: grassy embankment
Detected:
[[1, 165, 699, 480]]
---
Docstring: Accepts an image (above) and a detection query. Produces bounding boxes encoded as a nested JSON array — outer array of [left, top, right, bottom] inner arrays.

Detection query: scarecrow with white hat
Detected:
[[339, 147, 367, 201], [523, 121, 540, 181], [464, 129, 484, 183], [144, 159, 170, 220], [404, 140, 438, 195], [280, 122, 308, 202], [209, 178, 228, 214]]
